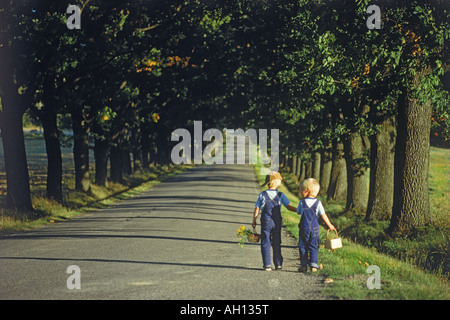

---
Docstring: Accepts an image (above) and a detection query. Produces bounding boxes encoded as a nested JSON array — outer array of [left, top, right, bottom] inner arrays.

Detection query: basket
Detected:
[[247, 227, 260, 243], [324, 229, 342, 250]]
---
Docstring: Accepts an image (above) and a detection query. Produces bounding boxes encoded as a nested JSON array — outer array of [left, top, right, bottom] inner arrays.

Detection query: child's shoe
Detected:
[[298, 265, 307, 273], [264, 266, 272, 271], [275, 265, 282, 270]]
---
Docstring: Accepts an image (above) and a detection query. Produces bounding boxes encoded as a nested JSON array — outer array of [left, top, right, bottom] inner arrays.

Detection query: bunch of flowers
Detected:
[[236, 225, 260, 248]]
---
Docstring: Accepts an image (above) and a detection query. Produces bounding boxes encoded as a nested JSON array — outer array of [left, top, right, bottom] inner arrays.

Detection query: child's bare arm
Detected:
[[286, 204, 297, 212], [320, 213, 335, 230], [252, 207, 260, 228]]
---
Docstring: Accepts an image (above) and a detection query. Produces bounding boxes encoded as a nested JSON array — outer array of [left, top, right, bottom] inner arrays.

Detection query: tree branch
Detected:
[[80, 0, 92, 14], [136, 24, 160, 33]]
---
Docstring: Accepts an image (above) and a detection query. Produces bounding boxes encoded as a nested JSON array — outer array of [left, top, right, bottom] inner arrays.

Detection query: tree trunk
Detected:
[[140, 125, 151, 169], [133, 149, 142, 172], [161, 136, 171, 164], [296, 157, 301, 176], [41, 110, 63, 201], [132, 129, 142, 172], [327, 140, 347, 201], [110, 145, 123, 183], [286, 150, 292, 172], [0, 111, 33, 212], [121, 149, 132, 176], [154, 130, 163, 165], [0, 9, 32, 212], [343, 131, 369, 213], [305, 160, 312, 178], [292, 155, 297, 176], [320, 143, 332, 196], [389, 79, 432, 234], [366, 114, 396, 221], [155, 125, 170, 165], [312, 152, 321, 181], [298, 159, 305, 181], [0, 41, 33, 212], [94, 137, 109, 186], [71, 108, 91, 192]]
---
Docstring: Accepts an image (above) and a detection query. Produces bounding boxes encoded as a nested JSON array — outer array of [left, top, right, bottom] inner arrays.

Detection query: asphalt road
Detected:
[[0, 164, 328, 300]]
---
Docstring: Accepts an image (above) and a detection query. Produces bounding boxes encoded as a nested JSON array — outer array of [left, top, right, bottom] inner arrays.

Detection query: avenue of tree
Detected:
[[0, 0, 448, 236]]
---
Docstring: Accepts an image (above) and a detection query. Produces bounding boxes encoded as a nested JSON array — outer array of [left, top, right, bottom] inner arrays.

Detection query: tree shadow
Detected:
[[0, 256, 263, 272]]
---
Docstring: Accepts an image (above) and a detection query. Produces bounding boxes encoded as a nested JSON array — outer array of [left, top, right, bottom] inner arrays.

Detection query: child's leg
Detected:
[[260, 228, 272, 267], [309, 230, 320, 269], [260, 216, 275, 267], [272, 219, 283, 267], [298, 231, 310, 267]]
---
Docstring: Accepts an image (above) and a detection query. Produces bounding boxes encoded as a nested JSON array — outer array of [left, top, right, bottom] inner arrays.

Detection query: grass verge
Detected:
[[0, 164, 193, 234], [254, 163, 450, 300]]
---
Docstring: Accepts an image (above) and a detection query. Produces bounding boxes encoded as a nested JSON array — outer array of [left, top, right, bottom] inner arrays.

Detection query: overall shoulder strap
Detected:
[[310, 199, 320, 211], [300, 199, 308, 209], [301, 198, 310, 208]]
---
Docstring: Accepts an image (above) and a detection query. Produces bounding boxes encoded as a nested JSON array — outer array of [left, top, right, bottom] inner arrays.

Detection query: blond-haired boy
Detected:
[[297, 178, 335, 272], [252, 172, 297, 271]]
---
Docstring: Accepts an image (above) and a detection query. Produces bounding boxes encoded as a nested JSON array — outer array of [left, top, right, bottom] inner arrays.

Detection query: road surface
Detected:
[[0, 164, 328, 300]]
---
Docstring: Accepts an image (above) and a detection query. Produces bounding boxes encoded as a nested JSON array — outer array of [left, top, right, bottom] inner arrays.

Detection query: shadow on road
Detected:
[[0, 256, 263, 272]]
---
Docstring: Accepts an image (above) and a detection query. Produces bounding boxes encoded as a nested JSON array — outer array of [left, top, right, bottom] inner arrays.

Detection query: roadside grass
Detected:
[[428, 146, 450, 228], [254, 157, 450, 300], [0, 163, 193, 233], [316, 146, 450, 277]]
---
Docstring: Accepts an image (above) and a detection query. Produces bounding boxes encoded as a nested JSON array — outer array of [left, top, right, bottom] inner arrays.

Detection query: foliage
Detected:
[[236, 225, 259, 248]]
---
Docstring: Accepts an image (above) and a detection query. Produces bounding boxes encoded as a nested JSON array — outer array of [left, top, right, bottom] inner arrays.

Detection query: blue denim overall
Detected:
[[260, 191, 283, 268], [298, 199, 320, 268]]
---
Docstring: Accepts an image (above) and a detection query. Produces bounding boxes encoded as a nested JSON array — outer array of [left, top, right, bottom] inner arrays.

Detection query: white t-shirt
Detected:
[[296, 197, 325, 216], [255, 189, 290, 210]]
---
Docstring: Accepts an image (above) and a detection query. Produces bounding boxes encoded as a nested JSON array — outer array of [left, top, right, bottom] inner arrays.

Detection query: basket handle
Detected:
[[326, 229, 339, 239], [252, 226, 257, 234]]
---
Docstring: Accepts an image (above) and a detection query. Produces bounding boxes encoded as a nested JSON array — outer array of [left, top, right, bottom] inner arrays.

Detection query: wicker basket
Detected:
[[324, 229, 342, 250], [247, 227, 260, 243], [247, 233, 260, 243]]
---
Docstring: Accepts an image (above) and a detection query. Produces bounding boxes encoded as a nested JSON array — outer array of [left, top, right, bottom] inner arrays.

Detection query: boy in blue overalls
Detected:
[[252, 172, 297, 271], [297, 178, 335, 272]]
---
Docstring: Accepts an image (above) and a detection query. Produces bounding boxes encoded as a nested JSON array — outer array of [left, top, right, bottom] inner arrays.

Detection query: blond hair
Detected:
[[268, 178, 281, 189], [300, 178, 320, 197]]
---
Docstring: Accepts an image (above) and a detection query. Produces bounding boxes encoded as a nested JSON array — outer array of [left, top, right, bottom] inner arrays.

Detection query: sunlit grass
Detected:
[[429, 146, 450, 227], [0, 162, 193, 233]]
